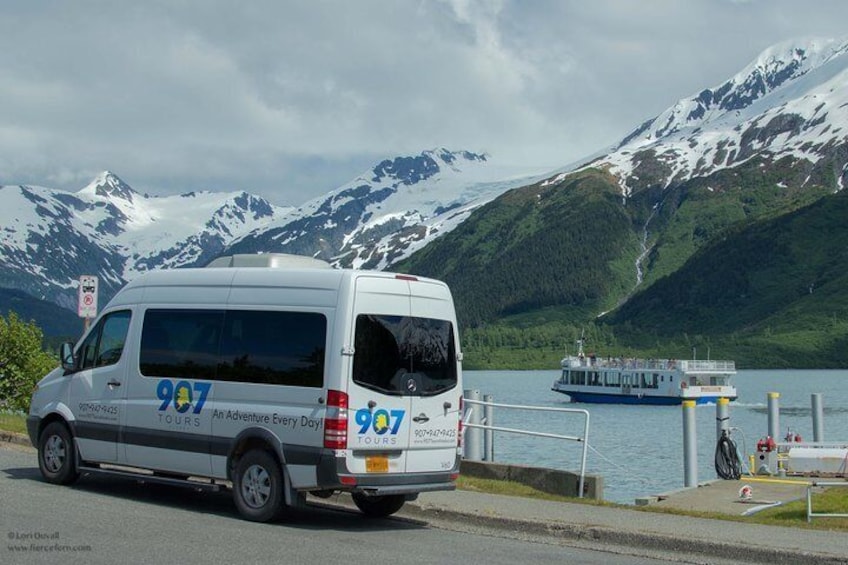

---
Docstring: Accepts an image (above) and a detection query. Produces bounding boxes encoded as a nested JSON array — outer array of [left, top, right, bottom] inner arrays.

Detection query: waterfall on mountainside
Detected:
[[634, 204, 658, 287]]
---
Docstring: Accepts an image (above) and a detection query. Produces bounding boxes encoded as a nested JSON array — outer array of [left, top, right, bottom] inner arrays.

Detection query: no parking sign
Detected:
[[78, 275, 98, 319]]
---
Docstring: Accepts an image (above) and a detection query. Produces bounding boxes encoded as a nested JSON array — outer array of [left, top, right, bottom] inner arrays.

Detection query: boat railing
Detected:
[[678, 360, 736, 371], [462, 396, 590, 498], [562, 356, 735, 372]]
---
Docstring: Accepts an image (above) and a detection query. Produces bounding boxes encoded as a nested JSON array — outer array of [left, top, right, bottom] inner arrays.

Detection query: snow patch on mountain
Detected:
[[589, 37, 848, 195], [0, 172, 289, 308], [1, 150, 548, 310], [225, 148, 552, 268]]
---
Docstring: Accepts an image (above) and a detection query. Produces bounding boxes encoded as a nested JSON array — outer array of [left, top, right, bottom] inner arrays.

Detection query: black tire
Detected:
[[351, 493, 405, 517], [232, 450, 284, 522], [38, 421, 79, 485]]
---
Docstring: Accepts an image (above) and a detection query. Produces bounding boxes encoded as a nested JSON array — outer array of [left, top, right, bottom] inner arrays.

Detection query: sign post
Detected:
[[77, 275, 98, 331]]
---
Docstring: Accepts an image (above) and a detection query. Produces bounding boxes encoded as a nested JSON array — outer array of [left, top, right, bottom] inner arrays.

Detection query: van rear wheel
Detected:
[[38, 421, 79, 485], [351, 493, 405, 517], [233, 450, 283, 522]]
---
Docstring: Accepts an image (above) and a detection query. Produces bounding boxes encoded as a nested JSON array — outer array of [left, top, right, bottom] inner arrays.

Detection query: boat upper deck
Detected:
[[562, 355, 736, 373]]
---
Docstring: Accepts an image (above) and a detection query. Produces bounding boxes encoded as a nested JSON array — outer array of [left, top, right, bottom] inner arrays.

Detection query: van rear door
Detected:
[[405, 278, 461, 474], [347, 275, 460, 476], [347, 276, 412, 475]]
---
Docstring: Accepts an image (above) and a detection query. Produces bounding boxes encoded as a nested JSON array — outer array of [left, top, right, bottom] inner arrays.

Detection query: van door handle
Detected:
[[107, 380, 122, 388], [412, 414, 429, 423]]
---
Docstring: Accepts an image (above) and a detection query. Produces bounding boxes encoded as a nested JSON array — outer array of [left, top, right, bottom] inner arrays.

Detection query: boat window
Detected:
[[589, 371, 601, 386]]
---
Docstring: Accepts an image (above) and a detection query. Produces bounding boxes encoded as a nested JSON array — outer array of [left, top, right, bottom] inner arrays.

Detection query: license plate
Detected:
[[365, 456, 388, 473]]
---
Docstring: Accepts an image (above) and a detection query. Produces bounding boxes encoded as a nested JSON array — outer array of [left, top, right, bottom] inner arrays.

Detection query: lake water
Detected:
[[463, 369, 848, 504]]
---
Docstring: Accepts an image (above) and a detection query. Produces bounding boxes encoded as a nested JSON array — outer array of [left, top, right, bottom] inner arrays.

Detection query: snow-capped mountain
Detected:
[[398, 37, 848, 331], [7, 36, 847, 329], [0, 172, 288, 310], [0, 151, 546, 314], [568, 37, 848, 194], [224, 148, 550, 269]]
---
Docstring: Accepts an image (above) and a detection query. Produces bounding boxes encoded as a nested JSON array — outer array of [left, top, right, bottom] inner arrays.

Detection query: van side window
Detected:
[[139, 310, 223, 380], [139, 309, 326, 388], [218, 310, 326, 387], [78, 310, 132, 370]]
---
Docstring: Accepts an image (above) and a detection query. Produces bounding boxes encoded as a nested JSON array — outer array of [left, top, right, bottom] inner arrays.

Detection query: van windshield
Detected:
[[352, 314, 457, 396]]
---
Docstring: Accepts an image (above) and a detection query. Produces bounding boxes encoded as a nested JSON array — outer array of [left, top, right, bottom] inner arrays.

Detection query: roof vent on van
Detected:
[[205, 253, 332, 269]]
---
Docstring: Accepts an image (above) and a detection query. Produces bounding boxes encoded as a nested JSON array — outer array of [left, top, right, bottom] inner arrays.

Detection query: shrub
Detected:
[[0, 312, 57, 412]]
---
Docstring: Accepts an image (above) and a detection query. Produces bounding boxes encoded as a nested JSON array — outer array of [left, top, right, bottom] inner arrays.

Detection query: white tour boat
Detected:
[[551, 340, 737, 405]]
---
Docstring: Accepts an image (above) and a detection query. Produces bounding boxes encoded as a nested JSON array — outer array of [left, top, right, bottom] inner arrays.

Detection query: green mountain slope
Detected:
[[633, 154, 837, 289], [1, 288, 82, 341], [398, 169, 643, 327], [396, 149, 847, 368], [607, 186, 848, 367]]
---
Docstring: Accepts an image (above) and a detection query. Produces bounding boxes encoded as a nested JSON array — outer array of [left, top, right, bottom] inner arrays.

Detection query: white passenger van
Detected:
[[27, 254, 463, 522]]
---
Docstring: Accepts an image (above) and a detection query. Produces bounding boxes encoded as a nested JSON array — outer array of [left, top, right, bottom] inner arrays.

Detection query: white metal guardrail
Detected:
[[806, 481, 848, 522], [463, 397, 590, 498]]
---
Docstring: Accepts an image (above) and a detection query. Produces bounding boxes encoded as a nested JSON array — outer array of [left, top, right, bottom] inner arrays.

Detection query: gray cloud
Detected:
[[1, 0, 846, 204]]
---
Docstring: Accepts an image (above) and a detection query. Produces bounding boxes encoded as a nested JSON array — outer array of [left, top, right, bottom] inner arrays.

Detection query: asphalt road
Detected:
[[0, 444, 672, 565]]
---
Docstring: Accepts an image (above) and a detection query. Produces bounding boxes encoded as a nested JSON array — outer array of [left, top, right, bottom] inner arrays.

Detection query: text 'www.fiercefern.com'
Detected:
[[7, 531, 92, 554]]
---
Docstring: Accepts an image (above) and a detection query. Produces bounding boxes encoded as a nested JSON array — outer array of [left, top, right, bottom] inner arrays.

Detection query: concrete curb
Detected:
[[0, 430, 31, 447], [400, 502, 847, 565]]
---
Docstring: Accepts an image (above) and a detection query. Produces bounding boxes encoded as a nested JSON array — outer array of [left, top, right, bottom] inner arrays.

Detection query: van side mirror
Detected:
[[60, 342, 77, 372]]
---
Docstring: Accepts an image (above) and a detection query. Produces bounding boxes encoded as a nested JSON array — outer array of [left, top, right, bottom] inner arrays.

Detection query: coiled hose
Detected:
[[715, 429, 742, 480]]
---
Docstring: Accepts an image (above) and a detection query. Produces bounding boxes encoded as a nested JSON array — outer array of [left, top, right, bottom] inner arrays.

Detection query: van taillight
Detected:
[[395, 274, 418, 281], [324, 389, 349, 449], [457, 396, 463, 448]]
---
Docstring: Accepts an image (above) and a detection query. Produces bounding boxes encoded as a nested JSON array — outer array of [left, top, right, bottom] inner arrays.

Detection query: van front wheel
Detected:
[[38, 421, 79, 485], [233, 450, 283, 522], [352, 493, 405, 517]]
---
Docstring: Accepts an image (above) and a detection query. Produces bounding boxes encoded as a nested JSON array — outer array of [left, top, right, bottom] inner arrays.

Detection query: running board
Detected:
[[79, 464, 224, 493]]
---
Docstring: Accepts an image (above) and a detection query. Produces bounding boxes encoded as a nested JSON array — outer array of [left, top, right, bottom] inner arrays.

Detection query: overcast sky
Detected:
[[2, 0, 847, 205]]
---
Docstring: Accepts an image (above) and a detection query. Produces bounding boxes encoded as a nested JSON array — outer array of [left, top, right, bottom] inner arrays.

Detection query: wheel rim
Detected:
[[44, 434, 66, 473], [240, 464, 272, 509]]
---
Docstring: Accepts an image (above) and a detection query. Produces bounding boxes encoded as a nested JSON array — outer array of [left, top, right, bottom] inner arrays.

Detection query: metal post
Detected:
[[682, 400, 697, 488], [483, 394, 494, 462], [579, 411, 590, 498], [811, 393, 824, 443], [767, 392, 780, 441], [807, 484, 813, 523], [463, 389, 483, 461], [716, 397, 730, 443]]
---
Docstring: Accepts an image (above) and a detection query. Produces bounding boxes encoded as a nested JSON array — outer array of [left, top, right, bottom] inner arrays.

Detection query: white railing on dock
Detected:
[[463, 397, 590, 498], [806, 481, 848, 522]]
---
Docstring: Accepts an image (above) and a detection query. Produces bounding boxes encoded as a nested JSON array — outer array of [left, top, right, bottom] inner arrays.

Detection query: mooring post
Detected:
[[463, 389, 483, 461], [483, 394, 494, 461], [811, 393, 824, 443], [682, 400, 697, 488], [767, 392, 780, 441], [716, 397, 730, 443]]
